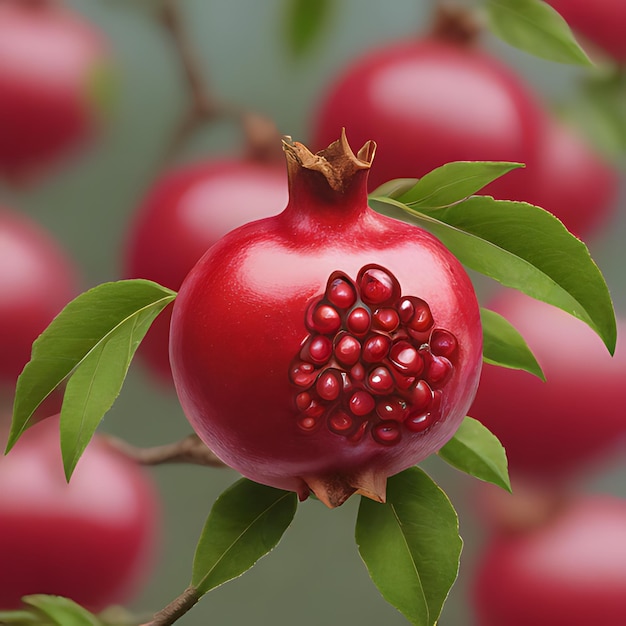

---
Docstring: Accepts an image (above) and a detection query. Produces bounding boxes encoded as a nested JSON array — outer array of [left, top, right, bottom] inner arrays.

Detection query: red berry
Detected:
[[0, 415, 159, 611], [469, 289, 626, 481], [472, 495, 626, 626], [545, 0, 626, 62], [0, 0, 113, 180], [312, 34, 543, 198], [170, 133, 483, 508], [123, 158, 287, 383], [0, 206, 78, 386]]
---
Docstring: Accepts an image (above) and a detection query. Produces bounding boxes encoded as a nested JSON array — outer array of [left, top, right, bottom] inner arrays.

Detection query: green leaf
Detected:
[[383, 162, 524, 209], [438, 417, 511, 491], [481, 307, 544, 379], [356, 468, 462, 626], [6, 281, 176, 470], [486, 0, 592, 66], [370, 195, 616, 354], [0, 609, 41, 624], [22, 596, 101, 626], [192, 479, 298, 596], [284, 0, 333, 58]]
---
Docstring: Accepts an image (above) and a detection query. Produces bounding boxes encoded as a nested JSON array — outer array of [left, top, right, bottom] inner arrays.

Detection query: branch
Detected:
[[141, 586, 200, 626], [159, 0, 238, 157], [103, 433, 227, 468]]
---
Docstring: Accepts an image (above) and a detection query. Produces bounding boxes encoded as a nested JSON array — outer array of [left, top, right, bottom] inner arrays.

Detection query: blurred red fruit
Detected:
[[472, 495, 626, 626], [0, 415, 159, 611], [0, 206, 78, 387], [546, 0, 626, 62], [0, 0, 114, 180], [123, 158, 288, 382], [470, 289, 626, 481]]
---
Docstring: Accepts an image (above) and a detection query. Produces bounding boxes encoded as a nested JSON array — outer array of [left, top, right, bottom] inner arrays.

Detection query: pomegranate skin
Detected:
[[472, 495, 626, 626], [0, 206, 78, 386], [522, 116, 619, 239], [312, 38, 543, 196], [0, 415, 159, 611], [546, 0, 626, 62], [0, 0, 112, 180], [470, 289, 626, 481], [124, 158, 287, 383], [170, 135, 483, 507]]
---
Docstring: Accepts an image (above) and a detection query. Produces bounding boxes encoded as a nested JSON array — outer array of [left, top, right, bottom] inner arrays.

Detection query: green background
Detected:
[[2, 1, 625, 624]]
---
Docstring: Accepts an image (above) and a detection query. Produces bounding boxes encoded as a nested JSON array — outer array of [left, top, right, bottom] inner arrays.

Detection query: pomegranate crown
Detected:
[[282, 129, 376, 193]]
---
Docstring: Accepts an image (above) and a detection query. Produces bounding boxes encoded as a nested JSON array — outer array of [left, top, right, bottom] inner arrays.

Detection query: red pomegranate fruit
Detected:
[[169, 133, 483, 508], [124, 158, 288, 383], [0, 0, 113, 180], [470, 289, 626, 481], [0, 206, 78, 387], [546, 0, 626, 62], [0, 415, 159, 611], [311, 10, 543, 197], [522, 115, 619, 239], [472, 495, 626, 626]]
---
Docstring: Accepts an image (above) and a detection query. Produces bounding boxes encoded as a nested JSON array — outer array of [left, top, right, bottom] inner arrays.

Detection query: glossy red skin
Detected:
[[169, 158, 483, 499], [312, 38, 543, 196], [470, 290, 626, 480], [0, 0, 110, 179], [124, 158, 288, 382], [0, 415, 159, 611], [0, 207, 78, 386], [521, 116, 619, 239], [472, 496, 626, 626], [546, 0, 626, 62]]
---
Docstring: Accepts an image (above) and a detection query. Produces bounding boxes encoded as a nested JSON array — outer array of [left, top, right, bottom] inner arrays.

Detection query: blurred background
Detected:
[[1, 0, 625, 624]]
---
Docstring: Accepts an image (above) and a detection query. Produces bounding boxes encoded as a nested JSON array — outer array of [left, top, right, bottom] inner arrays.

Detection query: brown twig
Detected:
[[159, 0, 238, 157], [141, 586, 200, 626], [103, 432, 226, 468], [158, 0, 283, 162]]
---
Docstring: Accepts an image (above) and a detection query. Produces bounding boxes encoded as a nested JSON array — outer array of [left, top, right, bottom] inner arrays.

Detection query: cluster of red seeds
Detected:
[[289, 264, 458, 445]]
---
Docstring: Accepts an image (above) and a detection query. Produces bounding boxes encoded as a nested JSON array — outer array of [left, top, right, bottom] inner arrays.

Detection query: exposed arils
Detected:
[[290, 265, 458, 445]]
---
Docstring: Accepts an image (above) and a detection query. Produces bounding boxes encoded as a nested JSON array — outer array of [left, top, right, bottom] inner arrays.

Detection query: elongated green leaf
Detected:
[[370, 195, 616, 354], [356, 468, 462, 626], [370, 178, 419, 199], [0, 609, 41, 624], [22, 596, 101, 626], [386, 161, 524, 209], [481, 307, 544, 379], [438, 417, 511, 491], [60, 298, 170, 479], [192, 479, 298, 596], [486, 0, 591, 65], [6, 280, 176, 457], [284, 0, 333, 57]]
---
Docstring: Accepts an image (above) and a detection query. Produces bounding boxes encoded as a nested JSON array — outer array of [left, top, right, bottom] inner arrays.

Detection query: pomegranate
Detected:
[[522, 115, 619, 239], [311, 10, 543, 197], [169, 133, 483, 508], [0, 0, 113, 180], [0, 415, 159, 611], [546, 0, 626, 62], [470, 289, 626, 481], [123, 158, 288, 383], [472, 495, 626, 626], [0, 206, 78, 387]]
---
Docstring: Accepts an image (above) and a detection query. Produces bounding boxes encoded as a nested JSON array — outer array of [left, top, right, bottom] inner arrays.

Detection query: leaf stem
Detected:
[[102, 433, 227, 468], [142, 585, 200, 626]]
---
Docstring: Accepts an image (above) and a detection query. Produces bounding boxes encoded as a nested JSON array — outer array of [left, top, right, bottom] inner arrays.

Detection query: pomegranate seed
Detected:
[[349, 390, 375, 416], [362, 334, 391, 363], [347, 307, 371, 335], [326, 275, 357, 309]]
